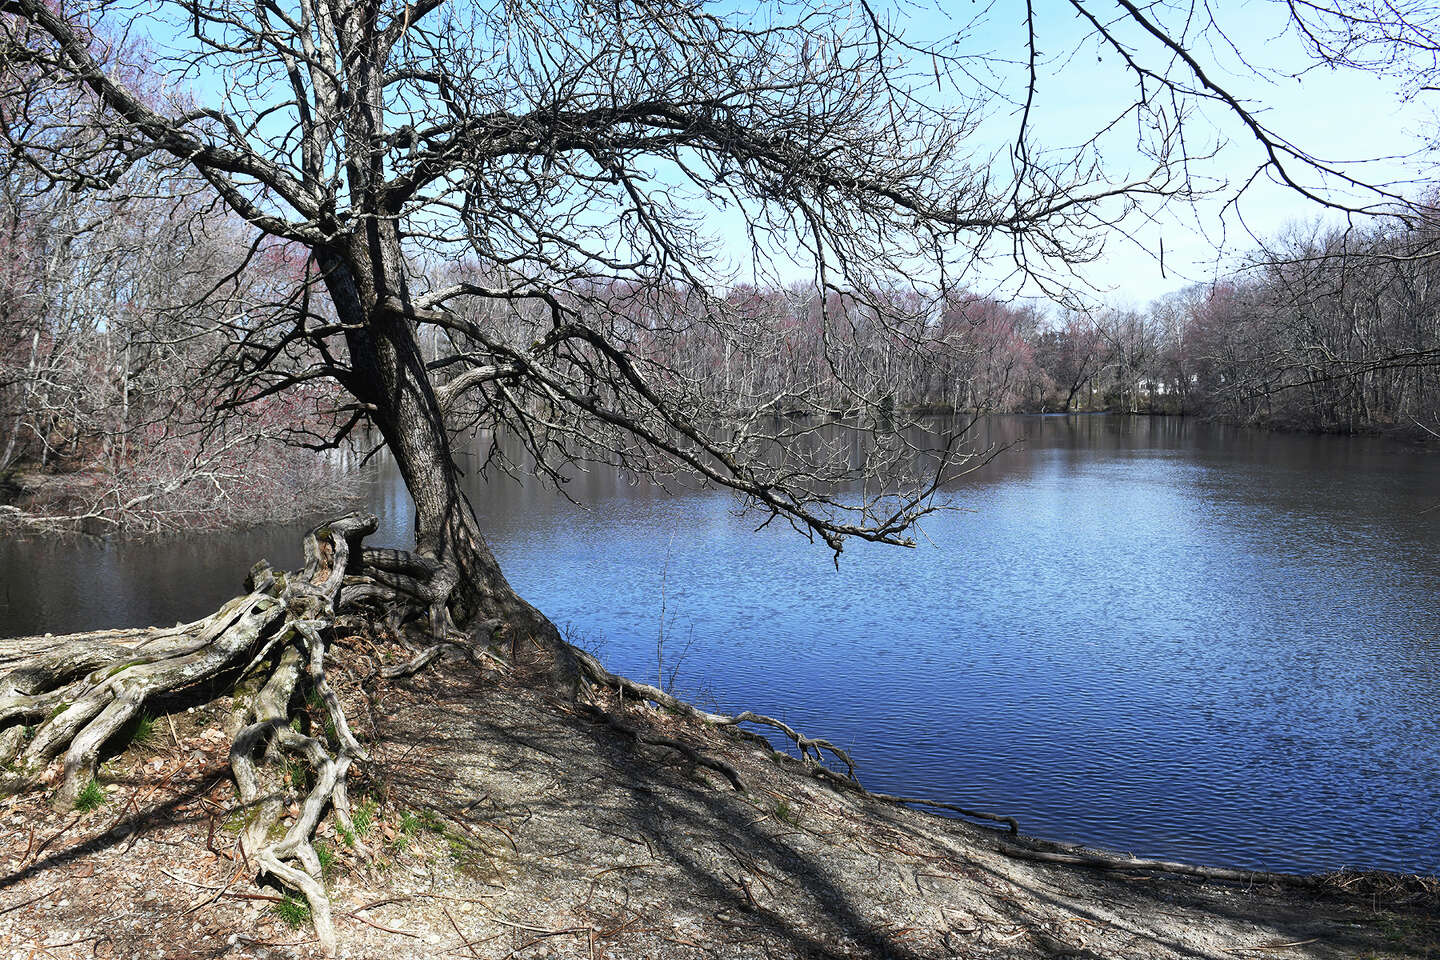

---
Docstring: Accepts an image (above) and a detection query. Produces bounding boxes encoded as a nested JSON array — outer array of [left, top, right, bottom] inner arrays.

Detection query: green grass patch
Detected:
[[281, 757, 309, 790], [271, 894, 311, 928], [74, 779, 106, 812], [443, 831, 497, 877], [131, 712, 158, 747], [385, 810, 422, 852], [315, 841, 336, 877], [775, 799, 794, 824], [352, 799, 375, 837]]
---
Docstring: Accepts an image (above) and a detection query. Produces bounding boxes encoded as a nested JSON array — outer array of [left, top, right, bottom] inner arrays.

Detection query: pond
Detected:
[[3, 414, 1437, 875]]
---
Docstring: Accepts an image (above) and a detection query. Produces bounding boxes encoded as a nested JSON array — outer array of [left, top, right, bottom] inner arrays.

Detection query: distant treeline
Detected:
[[1025, 222, 1440, 434], [528, 220, 1438, 437], [3, 177, 1437, 529]]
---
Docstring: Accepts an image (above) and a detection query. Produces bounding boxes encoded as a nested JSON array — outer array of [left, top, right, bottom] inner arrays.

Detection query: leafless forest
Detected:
[[3, 129, 1437, 533], [0, 126, 355, 531]]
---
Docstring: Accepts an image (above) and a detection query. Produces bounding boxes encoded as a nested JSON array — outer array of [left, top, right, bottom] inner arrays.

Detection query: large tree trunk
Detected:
[[318, 245, 557, 647]]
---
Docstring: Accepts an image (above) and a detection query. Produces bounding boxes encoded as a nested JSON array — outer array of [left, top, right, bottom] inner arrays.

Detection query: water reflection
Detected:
[[1, 414, 1437, 875]]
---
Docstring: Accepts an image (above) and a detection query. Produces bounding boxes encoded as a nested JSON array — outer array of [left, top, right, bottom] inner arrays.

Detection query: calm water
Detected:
[[3, 415, 1438, 875]]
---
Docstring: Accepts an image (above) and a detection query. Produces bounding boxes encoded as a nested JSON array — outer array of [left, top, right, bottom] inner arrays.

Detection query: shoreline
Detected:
[[2, 626, 1438, 959]]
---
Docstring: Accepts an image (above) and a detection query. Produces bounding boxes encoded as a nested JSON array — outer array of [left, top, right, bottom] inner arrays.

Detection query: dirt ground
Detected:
[[1, 643, 1436, 960]]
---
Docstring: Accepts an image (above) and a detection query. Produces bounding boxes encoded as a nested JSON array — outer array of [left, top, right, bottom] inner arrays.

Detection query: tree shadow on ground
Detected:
[[374, 666, 1434, 959]]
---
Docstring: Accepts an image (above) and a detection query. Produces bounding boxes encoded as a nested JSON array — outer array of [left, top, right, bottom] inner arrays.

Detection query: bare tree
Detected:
[[1191, 220, 1440, 430], [0, 36, 356, 530], [1, 0, 1436, 950]]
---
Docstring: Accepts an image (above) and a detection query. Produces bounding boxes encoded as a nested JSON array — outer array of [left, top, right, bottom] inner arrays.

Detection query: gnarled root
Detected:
[[577, 701, 745, 791], [0, 591, 288, 805], [0, 511, 430, 957], [567, 647, 859, 776]]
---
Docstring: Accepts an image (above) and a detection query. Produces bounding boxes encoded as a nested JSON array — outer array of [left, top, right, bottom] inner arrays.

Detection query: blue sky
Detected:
[[130, 0, 1436, 310], [895, 0, 1436, 304], [636, 0, 1435, 307]]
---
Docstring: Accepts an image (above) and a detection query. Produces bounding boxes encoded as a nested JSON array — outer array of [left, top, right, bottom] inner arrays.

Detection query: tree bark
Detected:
[[317, 243, 556, 646]]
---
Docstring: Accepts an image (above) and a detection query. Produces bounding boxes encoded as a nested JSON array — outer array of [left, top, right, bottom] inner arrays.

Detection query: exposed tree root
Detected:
[[0, 511, 447, 956], [865, 791, 1020, 835], [982, 837, 1371, 890], [376, 626, 507, 680], [563, 646, 1031, 839], [577, 701, 745, 791], [567, 648, 859, 776]]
